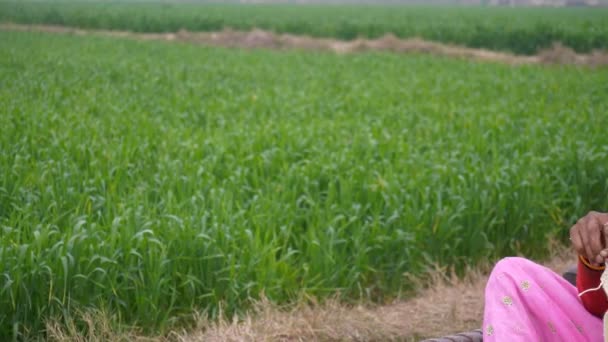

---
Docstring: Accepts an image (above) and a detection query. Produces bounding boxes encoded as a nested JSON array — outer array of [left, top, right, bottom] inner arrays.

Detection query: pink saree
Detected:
[[483, 257, 603, 341]]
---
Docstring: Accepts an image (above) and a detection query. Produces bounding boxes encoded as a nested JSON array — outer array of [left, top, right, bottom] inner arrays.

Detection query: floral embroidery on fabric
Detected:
[[502, 296, 513, 306], [514, 324, 524, 334], [569, 320, 583, 333], [520, 280, 530, 292], [548, 321, 557, 334], [486, 325, 494, 336]]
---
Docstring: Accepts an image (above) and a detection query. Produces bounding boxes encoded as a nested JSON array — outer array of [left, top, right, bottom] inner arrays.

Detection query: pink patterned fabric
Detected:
[[483, 257, 603, 341]]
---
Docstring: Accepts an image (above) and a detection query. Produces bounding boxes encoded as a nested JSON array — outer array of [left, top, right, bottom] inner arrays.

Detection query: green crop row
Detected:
[[1, 2, 608, 55], [1, 31, 608, 339]]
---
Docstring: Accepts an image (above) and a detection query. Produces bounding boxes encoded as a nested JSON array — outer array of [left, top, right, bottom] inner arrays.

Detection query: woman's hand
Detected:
[[570, 211, 608, 265]]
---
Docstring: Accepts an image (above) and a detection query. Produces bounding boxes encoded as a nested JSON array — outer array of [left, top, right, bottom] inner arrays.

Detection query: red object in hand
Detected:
[[577, 256, 608, 317]]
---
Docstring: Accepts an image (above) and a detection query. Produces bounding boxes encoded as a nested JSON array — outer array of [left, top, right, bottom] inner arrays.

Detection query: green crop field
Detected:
[[1, 1, 608, 55], [1, 29, 608, 339]]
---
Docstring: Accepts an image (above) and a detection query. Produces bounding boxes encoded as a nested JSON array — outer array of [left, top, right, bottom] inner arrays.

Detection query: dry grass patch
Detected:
[[46, 310, 153, 342], [538, 42, 608, 67]]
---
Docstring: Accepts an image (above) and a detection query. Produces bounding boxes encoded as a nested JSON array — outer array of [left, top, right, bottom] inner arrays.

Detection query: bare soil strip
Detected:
[[2, 23, 608, 66]]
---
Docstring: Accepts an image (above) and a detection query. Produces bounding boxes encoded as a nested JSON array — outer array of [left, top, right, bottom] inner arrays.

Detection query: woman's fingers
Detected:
[[594, 252, 605, 265], [600, 223, 608, 262], [570, 222, 585, 256], [587, 213, 608, 264], [578, 216, 597, 263], [588, 214, 605, 257], [570, 212, 608, 264]]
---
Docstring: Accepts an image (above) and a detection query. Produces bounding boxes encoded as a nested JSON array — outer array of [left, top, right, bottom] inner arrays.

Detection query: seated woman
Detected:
[[483, 211, 608, 341]]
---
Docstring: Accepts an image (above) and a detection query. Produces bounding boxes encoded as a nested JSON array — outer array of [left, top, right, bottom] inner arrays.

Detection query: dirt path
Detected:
[[2, 23, 608, 66]]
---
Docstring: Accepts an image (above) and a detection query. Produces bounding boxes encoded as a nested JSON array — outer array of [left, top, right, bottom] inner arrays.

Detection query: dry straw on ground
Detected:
[[2, 23, 608, 66]]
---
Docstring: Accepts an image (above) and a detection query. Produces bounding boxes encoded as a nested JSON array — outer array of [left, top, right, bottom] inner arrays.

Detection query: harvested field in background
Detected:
[[1, 2, 608, 55], [2, 23, 608, 66]]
